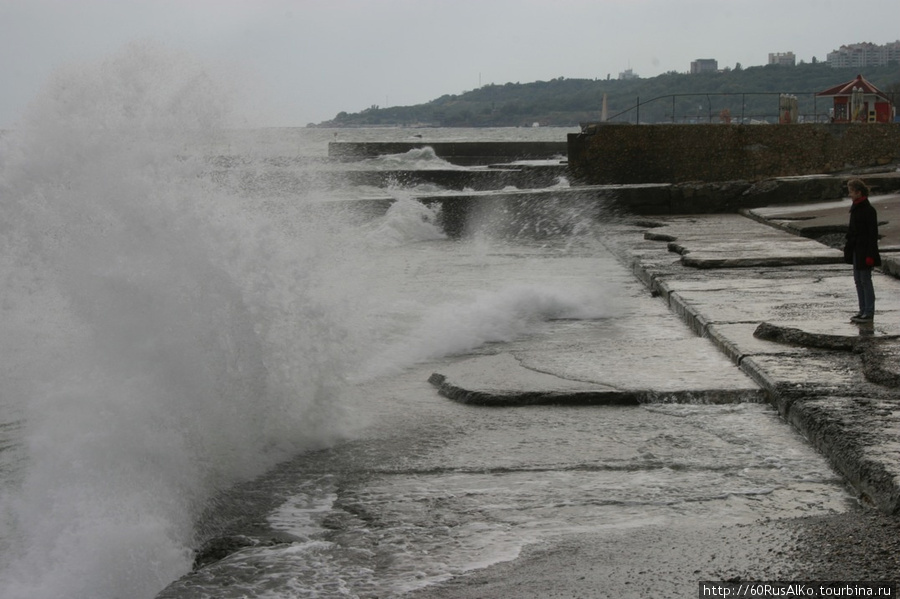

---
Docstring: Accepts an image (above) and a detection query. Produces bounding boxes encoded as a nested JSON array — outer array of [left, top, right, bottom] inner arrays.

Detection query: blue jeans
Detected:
[[853, 261, 875, 316]]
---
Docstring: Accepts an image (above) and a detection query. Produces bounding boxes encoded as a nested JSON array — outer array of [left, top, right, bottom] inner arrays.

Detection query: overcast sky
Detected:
[[2, 0, 899, 128]]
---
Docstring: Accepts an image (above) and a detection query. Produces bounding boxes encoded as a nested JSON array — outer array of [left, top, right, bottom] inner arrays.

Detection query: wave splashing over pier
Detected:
[[0, 42, 376, 599], [0, 43, 860, 599]]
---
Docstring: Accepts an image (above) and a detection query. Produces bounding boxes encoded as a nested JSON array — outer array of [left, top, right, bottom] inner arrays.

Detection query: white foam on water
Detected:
[[0, 42, 386, 599], [364, 195, 447, 246], [267, 489, 339, 540], [386, 284, 608, 358], [177, 399, 849, 599], [0, 42, 586, 599], [364, 146, 468, 170], [355, 271, 614, 381]]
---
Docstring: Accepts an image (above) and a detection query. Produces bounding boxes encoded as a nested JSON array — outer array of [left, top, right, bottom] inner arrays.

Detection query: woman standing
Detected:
[[844, 179, 881, 323]]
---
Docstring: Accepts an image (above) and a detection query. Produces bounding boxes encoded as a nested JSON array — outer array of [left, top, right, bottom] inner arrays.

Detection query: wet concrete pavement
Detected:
[[746, 192, 900, 271], [404, 194, 900, 599], [429, 193, 900, 514]]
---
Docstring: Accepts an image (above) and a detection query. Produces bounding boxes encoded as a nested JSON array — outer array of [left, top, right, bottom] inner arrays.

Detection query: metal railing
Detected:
[[606, 92, 832, 124]]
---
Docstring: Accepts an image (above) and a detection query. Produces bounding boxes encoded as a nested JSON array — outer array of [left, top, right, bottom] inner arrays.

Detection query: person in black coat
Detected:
[[843, 179, 881, 322]]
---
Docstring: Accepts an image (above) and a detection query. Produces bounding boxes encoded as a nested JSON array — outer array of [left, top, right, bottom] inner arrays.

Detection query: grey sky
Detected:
[[2, 0, 898, 128]]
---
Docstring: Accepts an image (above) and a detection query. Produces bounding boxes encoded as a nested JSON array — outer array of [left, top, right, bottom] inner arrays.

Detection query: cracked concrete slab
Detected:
[[428, 353, 622, 406], [427, 250, 766, 407], [708, 322, 818, 362], [429, 333, 765, 406], [649, 214, 845, 267]]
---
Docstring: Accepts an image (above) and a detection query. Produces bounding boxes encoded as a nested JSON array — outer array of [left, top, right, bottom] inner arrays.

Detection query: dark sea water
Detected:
[[0, 44, 853, 599]]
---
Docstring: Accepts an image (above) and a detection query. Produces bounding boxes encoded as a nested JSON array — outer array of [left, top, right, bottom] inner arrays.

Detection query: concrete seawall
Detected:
[[322, 139, 900, 213], [340, 173, 900, 240], [328, 141, 568, 166], [332, 166, 566, 191], [568, 123, 900, 185]]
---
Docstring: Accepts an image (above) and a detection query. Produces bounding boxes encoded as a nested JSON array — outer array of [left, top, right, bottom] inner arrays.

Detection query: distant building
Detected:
[[618, 68, 639, 80], [690, 59, 718, 74], [826, 41, 900, 68], [768, 52, 796, 66]]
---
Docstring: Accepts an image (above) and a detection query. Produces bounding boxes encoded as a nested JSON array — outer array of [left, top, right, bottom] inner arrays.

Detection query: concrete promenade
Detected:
[[431, 193, 900, 514], [610, 200, 900, 514]]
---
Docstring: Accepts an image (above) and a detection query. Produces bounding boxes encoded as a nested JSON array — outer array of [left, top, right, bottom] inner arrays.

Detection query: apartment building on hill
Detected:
[[768, 52, 796, 66], [827, 41, 900, 68], [690, 59, 718, 74]]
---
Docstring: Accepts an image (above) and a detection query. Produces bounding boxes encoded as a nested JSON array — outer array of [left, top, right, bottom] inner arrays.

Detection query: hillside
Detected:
[[318, 63, 900, 128]]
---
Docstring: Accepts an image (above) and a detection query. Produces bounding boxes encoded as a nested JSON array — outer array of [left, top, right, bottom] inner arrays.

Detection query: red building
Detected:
[[817, 74, 895, 123]]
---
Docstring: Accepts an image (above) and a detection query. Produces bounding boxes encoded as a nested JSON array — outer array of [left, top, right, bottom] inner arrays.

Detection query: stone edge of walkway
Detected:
[[426, 373, 767, 407]]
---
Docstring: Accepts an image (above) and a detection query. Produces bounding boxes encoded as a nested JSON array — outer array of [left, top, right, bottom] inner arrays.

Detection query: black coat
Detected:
[[844, 198, 881, 269]]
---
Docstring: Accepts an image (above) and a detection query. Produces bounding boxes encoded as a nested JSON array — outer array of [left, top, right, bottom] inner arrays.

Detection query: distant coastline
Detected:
[[314, 63, 900, 129]]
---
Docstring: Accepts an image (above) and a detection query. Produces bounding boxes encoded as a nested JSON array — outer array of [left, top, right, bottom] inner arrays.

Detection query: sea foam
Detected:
[[0, 42, 367, 599]]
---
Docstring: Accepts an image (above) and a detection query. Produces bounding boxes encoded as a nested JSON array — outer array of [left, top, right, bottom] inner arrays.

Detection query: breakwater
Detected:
[[328, 140, 568, 166], [568, 123, 900, 185], [338, 173, 900, 240], [324, 138, 900, 218]]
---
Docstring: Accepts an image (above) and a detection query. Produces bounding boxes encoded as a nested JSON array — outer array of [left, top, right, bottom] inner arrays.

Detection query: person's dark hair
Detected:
[[848, 178, 870, 196]]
